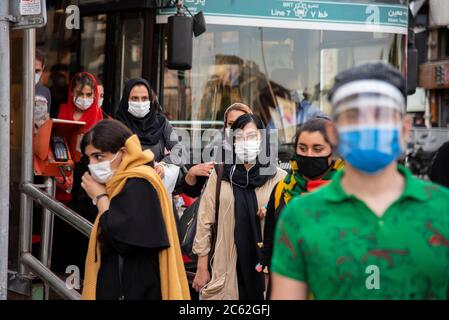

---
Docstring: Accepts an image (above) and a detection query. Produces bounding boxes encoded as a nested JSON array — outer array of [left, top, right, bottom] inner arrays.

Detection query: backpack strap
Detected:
[[214, 163, 224, 223], [209, 163, 224, 265]]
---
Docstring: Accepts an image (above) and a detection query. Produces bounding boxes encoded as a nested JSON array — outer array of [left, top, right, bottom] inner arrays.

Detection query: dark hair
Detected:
[[230, 113, 265, 131], [230, 114, 267, 155], [97, 77, 103, 86], [36, 49, 46, 67], [72, 73, 95, 93], [295, 117, 332, 148], [81, 119, 133, 155]]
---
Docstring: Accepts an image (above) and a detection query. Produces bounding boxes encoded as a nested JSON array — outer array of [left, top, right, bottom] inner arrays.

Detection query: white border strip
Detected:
[[338, 123, 401, 132], [156, 15, 407, 35], [332, 80, 405, 107], [335, 96, 404, 114]]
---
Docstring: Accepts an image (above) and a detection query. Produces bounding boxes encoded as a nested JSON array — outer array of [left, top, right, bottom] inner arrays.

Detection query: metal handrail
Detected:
[[21, 253, 81, 300], [21, 183, 92, 237], [19, 182, 93, 300]]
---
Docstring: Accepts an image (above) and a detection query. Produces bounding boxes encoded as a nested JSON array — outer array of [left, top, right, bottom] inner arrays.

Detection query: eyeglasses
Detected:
[[234, 131, 259, 142]]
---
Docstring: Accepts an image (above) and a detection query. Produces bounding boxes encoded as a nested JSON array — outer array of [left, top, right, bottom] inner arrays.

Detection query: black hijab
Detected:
[[221, 113, 276, 300], [116, 78, 166, 147]]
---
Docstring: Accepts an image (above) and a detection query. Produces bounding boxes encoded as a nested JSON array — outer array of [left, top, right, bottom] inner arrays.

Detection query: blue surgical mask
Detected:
[[337, 124, 403, 175], [35, 73, 41, 85]]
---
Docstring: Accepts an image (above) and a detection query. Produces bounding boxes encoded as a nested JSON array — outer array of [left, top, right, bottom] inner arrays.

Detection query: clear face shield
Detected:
[[333, 93, 404, 126], [331, 90, 406, 175]]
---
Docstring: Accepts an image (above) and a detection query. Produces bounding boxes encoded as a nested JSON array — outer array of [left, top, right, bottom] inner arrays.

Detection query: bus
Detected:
[[35, 0, 409, 162]]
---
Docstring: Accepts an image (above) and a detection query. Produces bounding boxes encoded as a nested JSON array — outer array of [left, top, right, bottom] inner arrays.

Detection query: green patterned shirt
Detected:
[[272, 165, 449, 299]]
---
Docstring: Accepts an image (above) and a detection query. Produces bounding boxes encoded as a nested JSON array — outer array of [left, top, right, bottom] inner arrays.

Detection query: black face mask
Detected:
[[293, 154, 332, 179]]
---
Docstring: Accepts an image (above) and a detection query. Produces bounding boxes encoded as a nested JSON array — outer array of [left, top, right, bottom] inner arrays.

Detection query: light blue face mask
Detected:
[[337, 124, 404, 175], [35, 73, 41, 85]]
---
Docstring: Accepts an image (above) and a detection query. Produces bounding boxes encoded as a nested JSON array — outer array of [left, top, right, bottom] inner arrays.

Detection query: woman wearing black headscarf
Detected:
[[192, 114, 286, 300], [116, 78, 185, 178]]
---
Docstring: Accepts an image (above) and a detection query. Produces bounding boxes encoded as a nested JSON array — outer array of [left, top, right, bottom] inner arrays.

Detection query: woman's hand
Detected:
[[155, 163, 165, 179], [192, 267, 211, 292], [185, 162, 215, 186], [192, 255, 210, 292], [257, 206, 267, 220], [81, 172, 107, 200]]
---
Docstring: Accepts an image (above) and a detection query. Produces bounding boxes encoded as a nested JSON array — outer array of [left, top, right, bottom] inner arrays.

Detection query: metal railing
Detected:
[[21, 182, 92, 299], [0, 0, 11, 301], [18, 182, 93, 300], [20, 182, 197, 298], [21, 183, 92, 238], [21, 253, 81, 300]]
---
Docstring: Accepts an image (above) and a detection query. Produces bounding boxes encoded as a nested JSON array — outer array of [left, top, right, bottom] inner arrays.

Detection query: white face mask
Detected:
[[88, 152, 120, 184], [74, 96, 94, 111], [35, 73, 42, 85], [98, 98, 104, 107], [128, 101, 151, 118], [234, 140, 261, 163]]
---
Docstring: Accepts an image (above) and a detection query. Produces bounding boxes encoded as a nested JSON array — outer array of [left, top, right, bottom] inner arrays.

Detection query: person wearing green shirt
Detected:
[[270, 62, 449, 300]]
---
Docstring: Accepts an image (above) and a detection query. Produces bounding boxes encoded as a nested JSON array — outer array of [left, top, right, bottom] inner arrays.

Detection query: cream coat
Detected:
[[193, 167, 287, 300]]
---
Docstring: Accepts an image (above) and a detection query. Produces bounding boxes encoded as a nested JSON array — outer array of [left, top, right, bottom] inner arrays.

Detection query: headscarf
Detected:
[[57, 72, 103, 132], [82, 135, 190, 300], [115, 78, 167, 147]]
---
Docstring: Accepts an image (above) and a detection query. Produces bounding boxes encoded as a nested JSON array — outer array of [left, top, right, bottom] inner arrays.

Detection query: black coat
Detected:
[[96, 178, 170, 300]]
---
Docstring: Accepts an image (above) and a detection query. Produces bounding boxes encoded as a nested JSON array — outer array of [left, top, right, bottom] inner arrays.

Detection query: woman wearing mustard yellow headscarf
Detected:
[[79, 119, 189, 300]]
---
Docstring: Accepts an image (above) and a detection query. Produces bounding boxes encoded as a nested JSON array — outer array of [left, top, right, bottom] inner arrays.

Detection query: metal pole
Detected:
[[0, 0, 11, 301], [21, 253, 81, 300], [18, 28, 36, 279], [40, 177, 55, 299], [21, 183, 92, 238]]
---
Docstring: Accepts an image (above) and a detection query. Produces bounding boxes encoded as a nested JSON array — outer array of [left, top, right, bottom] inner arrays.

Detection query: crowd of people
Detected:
[[33, 51, 449, 300]]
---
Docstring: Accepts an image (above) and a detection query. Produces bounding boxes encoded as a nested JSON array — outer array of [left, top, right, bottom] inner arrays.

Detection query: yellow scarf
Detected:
[[82, 135, 190, 300]]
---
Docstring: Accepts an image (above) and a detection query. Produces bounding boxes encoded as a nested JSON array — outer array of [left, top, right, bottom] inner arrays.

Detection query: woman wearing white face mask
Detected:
[[192, 114, 286, 300], [116, 78, 185, 179], [80, 119, 190, 300], [181, 103, 253, 198], [58, 72, 103, 131], [52, 72, 104, 274]]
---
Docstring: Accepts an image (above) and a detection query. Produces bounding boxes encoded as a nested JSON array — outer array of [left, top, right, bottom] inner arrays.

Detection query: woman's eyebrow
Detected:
[[87, 152, 103, 157]]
